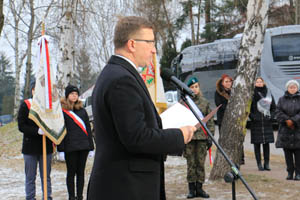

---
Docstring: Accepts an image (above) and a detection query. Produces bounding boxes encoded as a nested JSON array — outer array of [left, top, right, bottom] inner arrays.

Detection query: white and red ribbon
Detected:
[[37, 36, 52, 110], [63, 109, 88, 136], [24, 99, 32, 110]]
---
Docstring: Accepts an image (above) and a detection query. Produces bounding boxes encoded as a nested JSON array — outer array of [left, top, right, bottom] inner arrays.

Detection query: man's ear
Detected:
[[127, 39, 136, 53]]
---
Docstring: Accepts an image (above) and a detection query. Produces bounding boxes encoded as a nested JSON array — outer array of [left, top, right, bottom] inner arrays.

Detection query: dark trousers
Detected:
[[23, 154, 52, 200], [65, 150, 89, 198], [254, 143, 270, 163], [283, 148, 300, 175]]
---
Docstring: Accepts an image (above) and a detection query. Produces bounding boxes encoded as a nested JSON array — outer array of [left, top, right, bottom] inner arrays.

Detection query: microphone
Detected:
[[160, 68, 195, 97]]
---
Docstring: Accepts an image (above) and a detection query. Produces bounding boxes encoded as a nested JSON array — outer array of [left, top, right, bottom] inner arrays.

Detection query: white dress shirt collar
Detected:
[[115, 54, 139, 72]]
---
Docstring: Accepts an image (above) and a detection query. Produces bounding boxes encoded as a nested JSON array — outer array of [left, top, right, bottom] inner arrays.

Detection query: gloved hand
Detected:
[[38, 128, 44, 135], [207, 139, 213, 150], [286, 120, 295, 130]]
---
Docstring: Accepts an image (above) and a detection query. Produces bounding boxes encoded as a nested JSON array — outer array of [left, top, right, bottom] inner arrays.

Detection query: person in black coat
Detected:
[[18, 80, 53, 200], [275, 80, 300, 181], [249, 77, 276, 171], [87, 16, 195, 200], [58, 85, 94, 200]]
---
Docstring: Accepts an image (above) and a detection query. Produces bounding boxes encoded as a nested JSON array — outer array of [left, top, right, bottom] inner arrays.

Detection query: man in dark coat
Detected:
[[18, 80, 53, 200], [87, 16, 196, 200]]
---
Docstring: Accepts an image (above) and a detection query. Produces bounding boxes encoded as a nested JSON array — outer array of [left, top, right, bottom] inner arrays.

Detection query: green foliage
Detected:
[[0, 52, 15, 115], [75, 49, 98, 94], [160, 40, 178, 91], [180, 38, 192, 52], [201, 23, 221, 42]]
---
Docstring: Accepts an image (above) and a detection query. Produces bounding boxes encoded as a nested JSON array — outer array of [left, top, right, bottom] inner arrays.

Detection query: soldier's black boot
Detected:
[[77, 196, 83, 200], [187, 182, 196, 199], [196, 182, 209, 198], [69, 197, 76, 200], [254, 144, 264, 171], [286, 171, 294, 180], [263, 144, 271, 171]]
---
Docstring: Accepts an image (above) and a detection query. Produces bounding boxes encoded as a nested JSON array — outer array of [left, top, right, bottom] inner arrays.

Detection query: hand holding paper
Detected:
[[180, 125, 196, 144]]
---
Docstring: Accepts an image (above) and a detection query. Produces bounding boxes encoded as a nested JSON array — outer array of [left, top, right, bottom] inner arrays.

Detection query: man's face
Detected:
[[132, 28, 156, 68]]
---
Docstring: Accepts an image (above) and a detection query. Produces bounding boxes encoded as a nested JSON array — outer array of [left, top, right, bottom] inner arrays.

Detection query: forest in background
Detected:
[[0, 0, 297, 117]]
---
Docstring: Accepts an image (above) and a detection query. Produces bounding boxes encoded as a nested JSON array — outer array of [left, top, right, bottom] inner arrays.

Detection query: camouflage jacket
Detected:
[[191, 95, 215, 140]]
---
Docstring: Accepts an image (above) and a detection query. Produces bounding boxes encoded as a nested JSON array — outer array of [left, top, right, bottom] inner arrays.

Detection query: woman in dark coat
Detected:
[[249, 77, 276, 171], [215, 74, 245, 165], [275, 80, 300, 181], [58, 85, 94, 200], [215, 74, 233, 129]]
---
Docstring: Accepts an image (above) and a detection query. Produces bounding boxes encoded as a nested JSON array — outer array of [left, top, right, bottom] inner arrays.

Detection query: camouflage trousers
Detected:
[[183, 140, 207, 183]]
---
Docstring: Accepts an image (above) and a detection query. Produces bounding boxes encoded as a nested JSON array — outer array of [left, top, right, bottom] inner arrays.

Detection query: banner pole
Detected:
[[43, 135, 48, 200], [42, 21, 48, 200]]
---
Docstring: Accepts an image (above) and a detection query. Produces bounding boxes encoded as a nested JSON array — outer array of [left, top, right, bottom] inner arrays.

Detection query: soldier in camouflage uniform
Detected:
[[184, 77, 215, 199]]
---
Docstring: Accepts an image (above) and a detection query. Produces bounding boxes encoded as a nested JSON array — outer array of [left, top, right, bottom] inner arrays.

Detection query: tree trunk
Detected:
[[11, 1, 26, 118], [210, 0, 270, 180], [196, 0, 202, 44], [56, 0, 76, 95], [205, 0, 211, 24], [23, 0, 35, 99], [0, 0, 4, 36], [161, 0, 177, 51], [188, 0, 195, 45]]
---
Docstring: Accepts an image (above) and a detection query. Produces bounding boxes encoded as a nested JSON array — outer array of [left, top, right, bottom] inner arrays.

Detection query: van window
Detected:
[[272, 33, 300, 62]]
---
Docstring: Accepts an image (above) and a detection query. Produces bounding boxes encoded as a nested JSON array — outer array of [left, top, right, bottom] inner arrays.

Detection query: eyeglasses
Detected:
[[132, 39, 155, 46]]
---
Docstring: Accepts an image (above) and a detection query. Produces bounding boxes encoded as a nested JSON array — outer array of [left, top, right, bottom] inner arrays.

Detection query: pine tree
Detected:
[[0, 53, 15, 115]]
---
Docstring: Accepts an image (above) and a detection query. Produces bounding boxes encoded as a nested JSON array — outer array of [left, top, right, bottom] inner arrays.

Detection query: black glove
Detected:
[[207, 139, 213, 150]]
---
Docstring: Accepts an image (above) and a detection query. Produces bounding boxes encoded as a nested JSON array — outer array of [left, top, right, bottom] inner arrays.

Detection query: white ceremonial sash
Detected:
[[63, 109, 88, 135]]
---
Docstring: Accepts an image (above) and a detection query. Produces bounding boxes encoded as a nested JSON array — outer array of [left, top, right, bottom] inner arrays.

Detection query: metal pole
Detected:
[[232, 181, 236, 200]]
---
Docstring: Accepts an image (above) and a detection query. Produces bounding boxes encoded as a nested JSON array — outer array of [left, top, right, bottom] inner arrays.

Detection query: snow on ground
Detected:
[[0, 155, 94, 200]]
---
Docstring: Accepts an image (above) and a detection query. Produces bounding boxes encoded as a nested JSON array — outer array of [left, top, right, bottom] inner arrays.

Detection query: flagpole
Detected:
[[41, 21, 48, 200], [153, 54, 157, 106]]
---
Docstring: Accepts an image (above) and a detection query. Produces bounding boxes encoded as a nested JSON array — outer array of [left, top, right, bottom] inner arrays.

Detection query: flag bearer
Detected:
[[18, 80, 53, 200]]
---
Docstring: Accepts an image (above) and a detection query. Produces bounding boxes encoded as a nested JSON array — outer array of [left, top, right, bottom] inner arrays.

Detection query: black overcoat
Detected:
[[57, 105, 94, 153], [17, 100, 53, 155], [249, 86, 276, 144], [87, 56, 185, 200], [275, 91, 300, 149]]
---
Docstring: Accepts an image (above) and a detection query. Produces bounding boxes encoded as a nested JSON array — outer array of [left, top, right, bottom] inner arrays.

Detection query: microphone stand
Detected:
[[181, 92, 258, 200]]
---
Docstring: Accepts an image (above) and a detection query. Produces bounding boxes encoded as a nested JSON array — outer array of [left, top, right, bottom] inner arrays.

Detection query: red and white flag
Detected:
[[29, 35, 66, 145]]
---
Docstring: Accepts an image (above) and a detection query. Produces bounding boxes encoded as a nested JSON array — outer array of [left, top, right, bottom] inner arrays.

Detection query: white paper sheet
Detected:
[[160, 102, 198, 129]]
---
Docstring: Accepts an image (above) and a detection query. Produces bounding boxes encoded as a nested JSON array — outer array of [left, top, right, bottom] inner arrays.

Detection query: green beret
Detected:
[[187, 77, 198, 87]]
